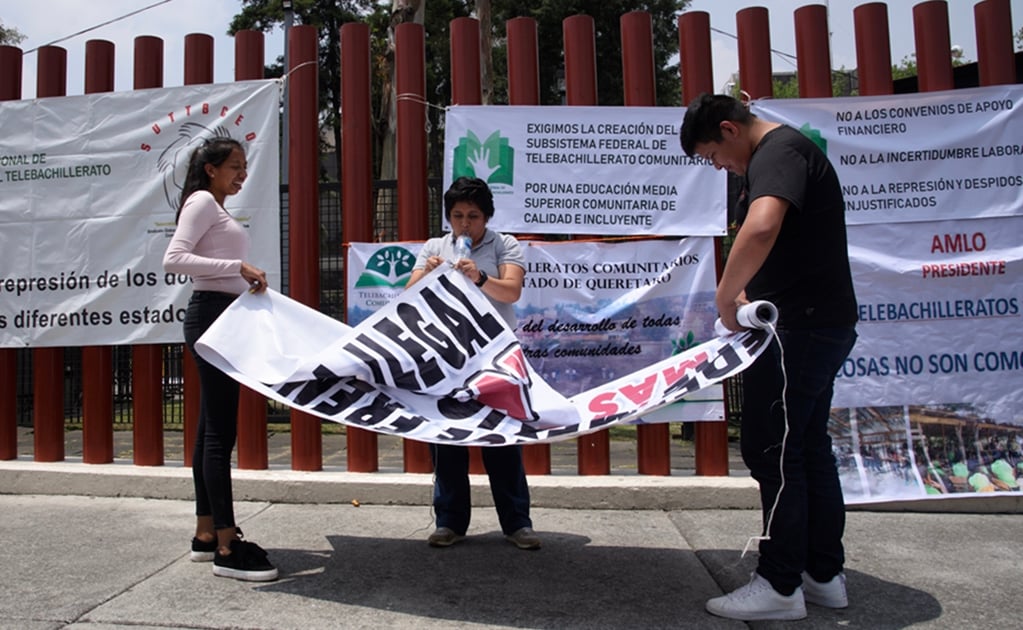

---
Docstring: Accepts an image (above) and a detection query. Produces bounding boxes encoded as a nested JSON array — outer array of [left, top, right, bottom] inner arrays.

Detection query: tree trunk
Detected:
[[477, 0, 493, 105], [376, 0, 425, 240]]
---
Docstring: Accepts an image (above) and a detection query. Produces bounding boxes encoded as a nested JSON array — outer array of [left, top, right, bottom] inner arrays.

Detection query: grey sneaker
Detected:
[[706, 574, 806, 621], [505, 527, 541, 550], [427, 527, 464, 547], [802, 571, 848, 608]]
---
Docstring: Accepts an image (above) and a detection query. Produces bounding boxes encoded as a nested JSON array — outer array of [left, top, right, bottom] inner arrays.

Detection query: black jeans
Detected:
[[183, 290, 240, 531], [431, 444, 532, 535], [740, 326, 857, 595]]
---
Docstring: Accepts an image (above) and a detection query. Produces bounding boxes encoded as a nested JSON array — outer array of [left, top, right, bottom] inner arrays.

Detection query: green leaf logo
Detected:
[[355, 246, 418, 288], [452, 130, 515, 185], [799, 122, 827, 154]]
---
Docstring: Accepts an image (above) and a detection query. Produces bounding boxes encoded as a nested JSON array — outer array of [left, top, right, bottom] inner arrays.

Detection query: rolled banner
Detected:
[[714, 300, 778, 337]]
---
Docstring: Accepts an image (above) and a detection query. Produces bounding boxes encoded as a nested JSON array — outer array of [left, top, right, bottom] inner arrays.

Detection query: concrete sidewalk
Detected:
[[3, 427, 1022, 628], [1, 493, 1021, 629]]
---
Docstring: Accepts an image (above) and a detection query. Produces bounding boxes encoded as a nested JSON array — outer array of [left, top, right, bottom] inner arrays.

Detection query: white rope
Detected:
[[740, 320, 790, 559]]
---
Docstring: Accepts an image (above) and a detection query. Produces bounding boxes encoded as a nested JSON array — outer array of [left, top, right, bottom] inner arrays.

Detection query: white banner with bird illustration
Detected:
[[0, 79, 281, 347]]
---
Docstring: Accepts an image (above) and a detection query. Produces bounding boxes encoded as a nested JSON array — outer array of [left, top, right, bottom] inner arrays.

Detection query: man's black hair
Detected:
[[679, 93, 754, 157]]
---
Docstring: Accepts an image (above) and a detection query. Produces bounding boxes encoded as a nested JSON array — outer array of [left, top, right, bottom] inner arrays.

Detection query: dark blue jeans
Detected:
[[183, 290, 240, 531], [740, 326, 857, 595], [431, 444, 532, 535]]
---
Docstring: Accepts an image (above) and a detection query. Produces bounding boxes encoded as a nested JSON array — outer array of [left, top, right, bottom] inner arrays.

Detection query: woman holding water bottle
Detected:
[[406, 176, 539, 550]]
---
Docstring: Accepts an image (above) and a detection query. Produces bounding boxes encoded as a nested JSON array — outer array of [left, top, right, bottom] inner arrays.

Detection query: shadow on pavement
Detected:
[[256, 532, 707, 629]]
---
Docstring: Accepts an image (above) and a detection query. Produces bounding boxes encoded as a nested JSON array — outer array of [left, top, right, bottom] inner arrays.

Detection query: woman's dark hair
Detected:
[[443, 176, 495, 220], [176, 137, 244, 222], [679, 93, 754, 158]]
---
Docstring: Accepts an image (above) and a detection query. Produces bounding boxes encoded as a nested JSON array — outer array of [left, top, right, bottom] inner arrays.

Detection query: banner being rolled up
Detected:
[[196, 267, 773, 446]]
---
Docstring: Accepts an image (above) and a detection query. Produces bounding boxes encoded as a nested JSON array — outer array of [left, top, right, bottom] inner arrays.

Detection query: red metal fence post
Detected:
[[395, 22, 434, 474], [170, 34, 216, 468], [232, 30, 270, 471], [287, 24, 324, 472], [131, 36, 165, 466], [0, 44, 23, 461], [563, 14, 610, 475], [679, 11, 730, 477], [340, 22, 380, 472], [854, 3, 894, 96], [450, 17, 488, 476], [914, 1, 955, 93], [974, 0, 1017, 86], [794, 5, 833, 98], [82, 39, 116, 464], [622, 11, 671, 476], [678, 12, 713, 104], [507, 16, 551, 475], [737, 7, 774, 100], [33, 45, 68, 463]]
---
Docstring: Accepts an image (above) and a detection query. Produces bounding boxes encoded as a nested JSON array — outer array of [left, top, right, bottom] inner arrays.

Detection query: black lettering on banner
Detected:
[[437, 396, 507, 430], [542, 424, 582, 439], [699, 343, 744, 380], [395, 301, 467, 370], [388, 412, 428, 433], [436, 427, 474, 442], [373, 316, 444, 388], [590, 415, 624, 428], [344, 342, 387, 384], [474, 433, 508, 445], [274, 380, 305, 398], [346, 392, 407, 427], [741, 330, 771, 353], [515, 422, 543, 440], [664, 374, 700, 398], [348, 331, 424, 390], [312, 377, 375, 416], [434, 274, 505, 336]]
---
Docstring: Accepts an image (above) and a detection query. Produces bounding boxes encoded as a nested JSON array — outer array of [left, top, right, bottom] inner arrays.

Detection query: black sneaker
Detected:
[[190, 527, 244, 563], [190, 536, 217, 562], [213, 538, 279, 582]]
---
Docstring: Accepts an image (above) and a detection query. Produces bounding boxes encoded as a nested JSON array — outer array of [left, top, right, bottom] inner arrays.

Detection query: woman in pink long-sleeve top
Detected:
[[163, 137, 276, 582]]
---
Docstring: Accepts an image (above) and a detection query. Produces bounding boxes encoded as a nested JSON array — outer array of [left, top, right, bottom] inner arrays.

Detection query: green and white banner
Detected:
[[347, 238, 724, 420], [834, 216, 1023, 418], [755, 87, 1023, 503], [443, 106, 726, 236], [753, 85, 1023, 225], [0, 79, 281, 347]]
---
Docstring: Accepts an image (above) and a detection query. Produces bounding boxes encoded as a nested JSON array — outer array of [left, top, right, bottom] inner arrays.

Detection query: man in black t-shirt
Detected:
[[681, 93, 858, 622]]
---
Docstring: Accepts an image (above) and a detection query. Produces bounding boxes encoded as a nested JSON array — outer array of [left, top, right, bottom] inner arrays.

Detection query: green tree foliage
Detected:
[[0, 19, 26, 45], [892, 46, 969, 81]]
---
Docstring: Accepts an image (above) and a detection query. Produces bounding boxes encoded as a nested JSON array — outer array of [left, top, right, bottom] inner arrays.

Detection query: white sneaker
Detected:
[[706, 573, 807, 621], [802, 571, 848, 608]]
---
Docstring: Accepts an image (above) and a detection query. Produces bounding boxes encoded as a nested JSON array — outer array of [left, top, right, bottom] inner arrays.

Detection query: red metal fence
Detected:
[[0, 0, 1017, 475]]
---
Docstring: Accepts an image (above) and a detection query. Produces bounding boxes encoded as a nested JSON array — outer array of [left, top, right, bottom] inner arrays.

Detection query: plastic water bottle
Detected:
[[453, 234, 472, 261]]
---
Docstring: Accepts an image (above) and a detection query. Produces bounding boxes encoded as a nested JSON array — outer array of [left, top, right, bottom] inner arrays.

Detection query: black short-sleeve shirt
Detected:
[[736, 125, 858, 329]]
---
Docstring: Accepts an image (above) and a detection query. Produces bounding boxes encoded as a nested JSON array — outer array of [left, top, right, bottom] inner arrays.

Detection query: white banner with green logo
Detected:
[[752, 85, 1023, 225], [0, 79, 282, 347], [347, 238, 724, 421], [752, 87, 1023, 503], [443, 106, 726, 236]]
